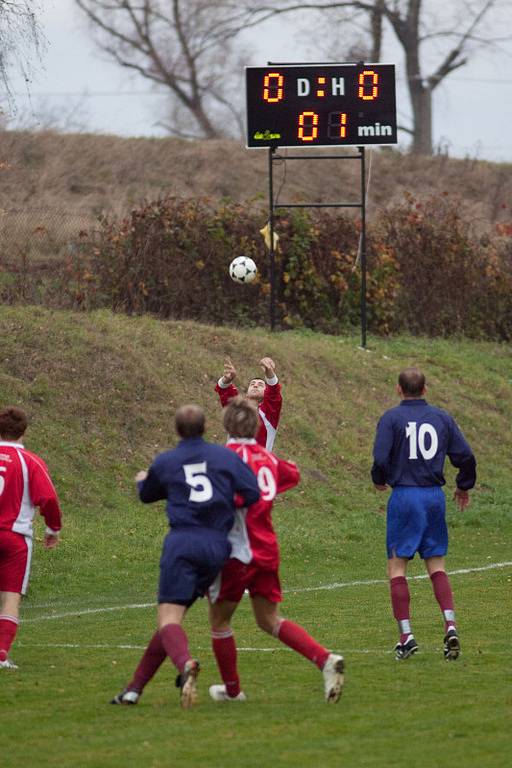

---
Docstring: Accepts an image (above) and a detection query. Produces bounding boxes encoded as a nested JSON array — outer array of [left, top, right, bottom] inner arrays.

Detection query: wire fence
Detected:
[[0, 208, 100, 265]]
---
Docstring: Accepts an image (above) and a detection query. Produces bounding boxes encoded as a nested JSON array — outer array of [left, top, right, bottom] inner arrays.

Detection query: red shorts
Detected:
[[209, 558, 282, 604], [0, 530, 32, 594]]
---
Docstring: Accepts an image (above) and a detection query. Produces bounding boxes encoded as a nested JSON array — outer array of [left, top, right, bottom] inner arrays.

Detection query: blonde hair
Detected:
[[223, 396, 259, 439]]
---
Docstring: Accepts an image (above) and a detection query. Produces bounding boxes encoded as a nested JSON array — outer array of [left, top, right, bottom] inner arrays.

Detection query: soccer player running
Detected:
[[371, 368, 476, 661], [111, 404, 260, 709], [208, 397, 345, 704], [0, 407, 62, 670], [216, 356, 282, 451]]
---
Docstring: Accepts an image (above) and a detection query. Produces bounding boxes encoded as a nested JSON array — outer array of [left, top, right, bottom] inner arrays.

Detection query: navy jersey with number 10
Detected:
[[371, 399, 476, 489]]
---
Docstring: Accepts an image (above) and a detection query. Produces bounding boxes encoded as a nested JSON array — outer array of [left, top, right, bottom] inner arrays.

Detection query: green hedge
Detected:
[[2, 195, 511, 340]]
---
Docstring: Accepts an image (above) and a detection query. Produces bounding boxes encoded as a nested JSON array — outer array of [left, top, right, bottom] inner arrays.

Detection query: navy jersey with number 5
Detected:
[[371, 399, 476, 489], [138, 436, 260, 533]]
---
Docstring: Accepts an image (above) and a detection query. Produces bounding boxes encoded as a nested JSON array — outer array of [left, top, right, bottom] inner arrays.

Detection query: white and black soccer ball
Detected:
[[229, 256, 258, 284]]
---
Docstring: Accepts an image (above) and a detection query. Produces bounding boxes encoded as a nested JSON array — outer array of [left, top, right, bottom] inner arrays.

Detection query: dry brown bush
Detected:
[[0, 131, 510, 231]]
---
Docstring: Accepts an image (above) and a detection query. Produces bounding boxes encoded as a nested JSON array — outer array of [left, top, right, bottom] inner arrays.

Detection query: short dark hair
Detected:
[[175, 404, 205, 438], [223, 396, 259, 439], [398, 368, 426, 397], [0, 406, 28, 440]]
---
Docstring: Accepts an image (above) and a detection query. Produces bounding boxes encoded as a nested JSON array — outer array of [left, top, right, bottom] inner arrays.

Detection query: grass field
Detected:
[[1, 307, 511, 768]]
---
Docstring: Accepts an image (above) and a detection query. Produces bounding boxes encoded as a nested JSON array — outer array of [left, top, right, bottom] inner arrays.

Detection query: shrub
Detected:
[[378, 194, 512, 339], [1, 194, 511, 341]]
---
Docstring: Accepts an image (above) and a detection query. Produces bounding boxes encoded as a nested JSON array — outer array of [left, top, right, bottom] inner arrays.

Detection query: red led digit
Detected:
[[358, 70, 379, 100], [328, 112, 347, 139], [298, 111, 319, 141], [263, 72, 284, 103]]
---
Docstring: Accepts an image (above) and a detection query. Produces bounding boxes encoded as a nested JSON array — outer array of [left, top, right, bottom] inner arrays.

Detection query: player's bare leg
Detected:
[[425, 556, 460, 660], [251, 595, 344, 703], [0, 591, 21, 669], [209, 599, 246, 701], [388, 556, 418, 660], [158, 604, 200, 708]]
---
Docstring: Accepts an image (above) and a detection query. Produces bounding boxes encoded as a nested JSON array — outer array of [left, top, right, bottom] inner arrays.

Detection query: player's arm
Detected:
[[232, 454, 260, 507], [260, 357, 282, 427], [276, 456, 300, 494], [447, 417, 476, 509], [371, 414, 394, 489], [215, 356, 239, 407], [28, 457, 62, 548], [136, 464, 167, 504]]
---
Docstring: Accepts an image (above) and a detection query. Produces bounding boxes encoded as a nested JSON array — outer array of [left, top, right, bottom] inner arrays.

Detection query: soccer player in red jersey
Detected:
[[0, 406, 62, 669], [215, 356, 282, 451], [208, 397, 345, 704], [110, 404, 259, 709]]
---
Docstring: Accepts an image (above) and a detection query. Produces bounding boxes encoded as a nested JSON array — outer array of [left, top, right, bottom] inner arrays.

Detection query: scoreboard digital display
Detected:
[[246, 64, 397, 148]]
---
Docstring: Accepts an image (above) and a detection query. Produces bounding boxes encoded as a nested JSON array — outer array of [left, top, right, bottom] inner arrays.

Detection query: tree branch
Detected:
[[426, 0, 498, 90]]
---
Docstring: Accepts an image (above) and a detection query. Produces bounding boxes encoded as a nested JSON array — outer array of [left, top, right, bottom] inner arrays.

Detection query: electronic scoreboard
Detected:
[[246, 63, 397, 148]]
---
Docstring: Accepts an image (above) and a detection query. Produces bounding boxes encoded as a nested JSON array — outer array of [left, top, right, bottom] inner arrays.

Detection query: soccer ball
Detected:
[[229, 256, 258, 284]]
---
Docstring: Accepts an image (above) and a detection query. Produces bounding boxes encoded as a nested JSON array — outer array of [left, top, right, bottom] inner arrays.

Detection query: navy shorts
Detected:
[[386, 486, 448, 560], [158, 529, 231, 607]]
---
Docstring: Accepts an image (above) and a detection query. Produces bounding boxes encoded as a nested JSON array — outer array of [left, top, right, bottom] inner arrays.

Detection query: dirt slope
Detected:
[[0, 130, 509, 229]]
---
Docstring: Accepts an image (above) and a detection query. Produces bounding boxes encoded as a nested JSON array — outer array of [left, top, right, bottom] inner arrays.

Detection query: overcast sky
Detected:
[[5, 0, 512, 162]]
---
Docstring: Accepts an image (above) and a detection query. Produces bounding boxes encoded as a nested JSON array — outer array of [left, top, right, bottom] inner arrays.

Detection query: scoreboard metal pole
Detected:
[[360, 146, 367, 349], [248, 62, 397, 345], [267, 146, 368, 345], [268, 146, 277, 331]]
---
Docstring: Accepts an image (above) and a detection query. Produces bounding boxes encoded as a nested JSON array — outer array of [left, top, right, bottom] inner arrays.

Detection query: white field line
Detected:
[[17, 641, 396, 654], [23, 602, 154, 624], [22, 560, 512, 625], [21, 642, 511, 656], [285, 560, 512, 593]]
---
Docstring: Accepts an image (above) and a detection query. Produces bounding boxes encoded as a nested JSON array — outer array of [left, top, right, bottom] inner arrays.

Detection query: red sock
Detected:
[[211, 627, 240, 698], [0, 615, 19, 661], [159, 623, 191, 673], [390, 576, 413, 644], [430, 570, 456, 632], [275, 619, 329, 670], [128, 631, 167, 692]]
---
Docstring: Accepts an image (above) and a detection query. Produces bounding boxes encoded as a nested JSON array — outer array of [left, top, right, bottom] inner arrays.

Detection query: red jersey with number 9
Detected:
[[226, 438, 299, 569]]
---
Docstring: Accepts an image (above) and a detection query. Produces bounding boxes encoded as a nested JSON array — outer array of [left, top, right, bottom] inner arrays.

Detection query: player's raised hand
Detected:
[[259, 357, 276, 378], [454, 488, 470, 511], [222, 356, 237, 384]]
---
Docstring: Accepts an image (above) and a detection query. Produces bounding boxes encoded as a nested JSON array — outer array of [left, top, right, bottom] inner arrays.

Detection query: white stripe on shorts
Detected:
[[21, 535, 33, 595]]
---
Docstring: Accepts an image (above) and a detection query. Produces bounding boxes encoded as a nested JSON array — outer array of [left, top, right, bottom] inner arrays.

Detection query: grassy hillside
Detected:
[[0, 130, 510, 229], [1, 306, 511, 768]]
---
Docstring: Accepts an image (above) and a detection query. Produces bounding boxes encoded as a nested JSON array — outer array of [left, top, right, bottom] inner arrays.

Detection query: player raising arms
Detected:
[[111, 404, 260, 709], [0, 406, 62, 670], [215, 356, 282, 450], [371, 368, 477, 661], [208, 397, 345, 704]]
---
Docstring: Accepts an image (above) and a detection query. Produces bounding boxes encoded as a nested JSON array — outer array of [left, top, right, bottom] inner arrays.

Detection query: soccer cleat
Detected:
[[394, 636, 419, 660], [444, 628, 461, 661], [110, 688, 140, 705], [176, 659, 200, 709], [322, 653, 345, 703], [209, 684, 247, 702], [0, 657, 18, 670]]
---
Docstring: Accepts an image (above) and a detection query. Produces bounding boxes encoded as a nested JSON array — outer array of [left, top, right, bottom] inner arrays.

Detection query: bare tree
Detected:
[[0, 1, 46, 106], [75, 0, 254, 139], [241, 1, 509, 154]]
